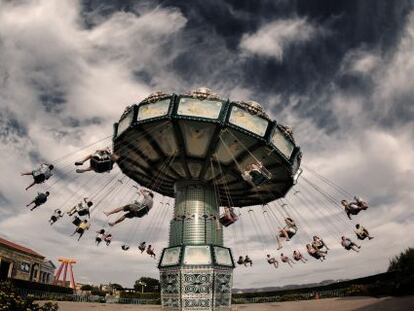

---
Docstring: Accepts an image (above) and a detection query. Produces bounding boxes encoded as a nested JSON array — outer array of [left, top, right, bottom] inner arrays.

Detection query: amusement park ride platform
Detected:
[[113, 88, 301, 311]]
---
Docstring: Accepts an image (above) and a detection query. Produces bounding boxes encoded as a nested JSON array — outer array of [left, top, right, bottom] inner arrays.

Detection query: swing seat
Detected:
[[121, 244, 130, 251], [72, 217, 81, 226], [91, 158, 113, 173], [33, 173, 46, 184], [356, 233, 367, 240], [249, 167, 272, 186], [91, 152, 114, 173], [310, 253, 321, 259], [348, 207, 361, 215], [357, 202, 368, 210], [219, 214, 238, 227], [77, 209, 90, 217]]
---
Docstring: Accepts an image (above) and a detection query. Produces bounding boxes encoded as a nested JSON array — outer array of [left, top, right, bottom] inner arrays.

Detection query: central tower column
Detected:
[[169, 181, 223, 247], [159, 181, 234, 311]]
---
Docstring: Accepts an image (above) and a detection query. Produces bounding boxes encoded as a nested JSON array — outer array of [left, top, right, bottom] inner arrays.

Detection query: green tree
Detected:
[[387, 247, 414, 295], [388, 247, 414, 274], [111, 283, 123, 290], [134, 277, 160, 292]]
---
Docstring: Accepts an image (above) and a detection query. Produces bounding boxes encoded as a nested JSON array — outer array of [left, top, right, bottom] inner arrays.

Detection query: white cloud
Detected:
[[337, 11, 414, 122], [341, 50, 380, 75], [240, 18, 322, 61]]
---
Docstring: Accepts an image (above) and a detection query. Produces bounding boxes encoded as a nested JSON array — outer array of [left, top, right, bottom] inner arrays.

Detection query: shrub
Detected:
[[0, 281, 59, 311], [10, 279, 72, 294], [80, 285, 93, 291]]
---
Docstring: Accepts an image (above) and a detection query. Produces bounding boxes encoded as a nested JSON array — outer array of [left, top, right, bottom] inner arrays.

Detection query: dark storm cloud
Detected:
[[0, 112, 27, 140], [37, 87, 66, 113]]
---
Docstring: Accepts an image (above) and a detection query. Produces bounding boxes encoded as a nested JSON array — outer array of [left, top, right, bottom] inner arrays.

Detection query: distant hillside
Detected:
[[233, 279, 347, 293]]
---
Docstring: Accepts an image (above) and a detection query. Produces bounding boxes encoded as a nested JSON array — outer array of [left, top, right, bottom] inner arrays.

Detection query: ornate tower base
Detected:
[[158, 181, 234, 311]]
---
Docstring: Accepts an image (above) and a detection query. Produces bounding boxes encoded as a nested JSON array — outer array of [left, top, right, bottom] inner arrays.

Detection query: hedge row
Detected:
[[0, 281, 59, 311], [9, 279, 73, 294], [119, 291, 160, 299]]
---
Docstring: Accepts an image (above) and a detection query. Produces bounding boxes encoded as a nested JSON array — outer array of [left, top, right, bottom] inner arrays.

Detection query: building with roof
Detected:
[[0, 236, 55, 284]]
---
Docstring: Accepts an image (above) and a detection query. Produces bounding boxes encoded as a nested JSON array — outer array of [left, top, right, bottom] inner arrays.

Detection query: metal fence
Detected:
[[16, 285, 348, 305], [15, 288, 161, 305], [16, 288, 73, 300]]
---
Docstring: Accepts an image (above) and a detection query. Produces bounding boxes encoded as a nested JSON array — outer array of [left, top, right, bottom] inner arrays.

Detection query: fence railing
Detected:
[[17, 286, 348, 305], [15, 288, 161, 305], [16, 288, 73, 300]]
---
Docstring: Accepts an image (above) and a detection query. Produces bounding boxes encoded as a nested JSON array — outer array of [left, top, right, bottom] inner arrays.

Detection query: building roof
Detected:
[[0, 236, 45, 259], [41, 260, 56, 269]]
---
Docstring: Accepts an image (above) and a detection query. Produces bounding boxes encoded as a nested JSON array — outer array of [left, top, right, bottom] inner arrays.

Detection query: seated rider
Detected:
[[341, 199, 364, 220], [104, 188, 154, 227], [280, 253, 295, 268], [237, 256, 244, 265], [95, 229, 106, 245], [243, 255, 253, 267], [293, 250, 307, 263], [138, 242, 146, 253], [49, 209, 63, 225], [219, 207, 239, 227], [21, 163, 54, 191], [306, 244, 326, 261], [104, 233, 112, 246], [67, 198, 93, 218], [26, 192, 50, 211], [71, 219, 90, 241], [341, 236, 361, 252], [276, 217, 298, 250], [241, 162, 270, 187], [266, 254, 278, 268], [75, 148, 119, 174], [311, 236, 329, 253], [146, 245, 156, 259], [355, 224, 374, 240]]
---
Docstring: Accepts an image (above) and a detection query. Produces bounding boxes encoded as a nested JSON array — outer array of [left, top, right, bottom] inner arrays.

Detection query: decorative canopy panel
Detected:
[[113, 89, 301, 207]]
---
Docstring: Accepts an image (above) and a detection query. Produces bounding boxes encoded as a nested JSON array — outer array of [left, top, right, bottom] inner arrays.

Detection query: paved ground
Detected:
[[42, 296, 414, 311]]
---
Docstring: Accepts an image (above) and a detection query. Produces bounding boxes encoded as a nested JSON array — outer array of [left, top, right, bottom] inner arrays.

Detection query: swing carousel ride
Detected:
[[22, 88, 373, 311]]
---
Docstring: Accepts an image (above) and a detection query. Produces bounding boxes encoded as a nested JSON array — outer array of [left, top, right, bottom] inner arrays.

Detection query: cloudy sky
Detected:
[[0, 0, 413, 289]]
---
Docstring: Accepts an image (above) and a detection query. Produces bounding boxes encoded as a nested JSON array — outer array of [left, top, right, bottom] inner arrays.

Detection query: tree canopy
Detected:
[[134, 277, 160, 292], [388, 247, 414, 274], [110, 283, 123, 290]]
